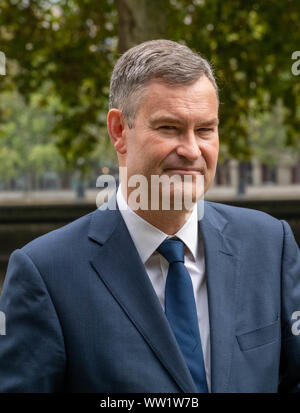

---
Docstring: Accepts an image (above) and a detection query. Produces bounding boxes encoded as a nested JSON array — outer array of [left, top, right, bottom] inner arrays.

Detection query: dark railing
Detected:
[[1, 200, 300, 289]]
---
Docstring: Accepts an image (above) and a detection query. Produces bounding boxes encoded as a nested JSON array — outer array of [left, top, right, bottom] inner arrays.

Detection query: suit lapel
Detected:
[[198, 201, 241, 393], [88, 197, 198, 393]]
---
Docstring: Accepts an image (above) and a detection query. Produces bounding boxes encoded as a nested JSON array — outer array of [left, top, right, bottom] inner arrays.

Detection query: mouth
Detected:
[[163, 168, 204, 176]]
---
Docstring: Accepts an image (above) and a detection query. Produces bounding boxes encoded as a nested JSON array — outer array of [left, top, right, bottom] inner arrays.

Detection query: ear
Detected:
[[107, 109, 127, 155]]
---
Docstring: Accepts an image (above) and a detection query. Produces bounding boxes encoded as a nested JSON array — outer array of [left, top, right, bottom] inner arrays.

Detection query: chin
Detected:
[[166, 187, 201, 211]]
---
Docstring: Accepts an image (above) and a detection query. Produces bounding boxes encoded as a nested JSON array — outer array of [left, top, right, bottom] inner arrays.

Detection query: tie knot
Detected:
[[157, 239, 185, 264]]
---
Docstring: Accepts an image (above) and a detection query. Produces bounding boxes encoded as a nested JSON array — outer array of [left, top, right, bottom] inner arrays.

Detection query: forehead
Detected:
[[136, 76, 219, 120]]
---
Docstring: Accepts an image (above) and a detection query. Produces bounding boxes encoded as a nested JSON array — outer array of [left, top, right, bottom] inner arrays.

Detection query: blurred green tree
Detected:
[[170, 0, 300, 159], [0, 89, 64, 189], [248, 100, 300, 167]]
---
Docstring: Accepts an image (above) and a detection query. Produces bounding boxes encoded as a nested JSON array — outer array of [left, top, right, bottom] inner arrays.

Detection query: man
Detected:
[[0, 39, 300, 393]]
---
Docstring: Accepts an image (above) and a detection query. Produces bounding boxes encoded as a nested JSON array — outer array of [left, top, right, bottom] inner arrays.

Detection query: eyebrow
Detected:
[[149, 115, 219, 127], [196, 118, 219, 127]]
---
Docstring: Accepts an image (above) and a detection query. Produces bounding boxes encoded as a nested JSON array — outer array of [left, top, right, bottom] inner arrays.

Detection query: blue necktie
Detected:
[[157, 238, 208, 393]]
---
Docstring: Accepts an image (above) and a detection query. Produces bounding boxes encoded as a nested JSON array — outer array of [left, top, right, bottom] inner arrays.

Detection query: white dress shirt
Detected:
[[116, 185, 211, 391]]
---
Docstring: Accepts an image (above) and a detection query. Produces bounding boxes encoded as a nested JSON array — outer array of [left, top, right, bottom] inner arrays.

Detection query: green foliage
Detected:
[[168, 0, 300, 158], [0, 146, 21, 181], [248, 100, 298, 166], [0, 89, 64, 187], [0, 0, 117, 168]]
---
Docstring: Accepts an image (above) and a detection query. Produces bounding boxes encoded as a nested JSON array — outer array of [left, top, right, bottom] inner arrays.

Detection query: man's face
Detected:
[[122, 75, 219, 208]]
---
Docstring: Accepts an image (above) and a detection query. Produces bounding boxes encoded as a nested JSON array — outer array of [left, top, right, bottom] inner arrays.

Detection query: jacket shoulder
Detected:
[[204, 200, 283, 237], [21, 210, 96, 260]]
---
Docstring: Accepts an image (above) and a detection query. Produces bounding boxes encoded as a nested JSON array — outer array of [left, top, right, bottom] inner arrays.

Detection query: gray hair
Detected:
[[109, 39, 218, 128]]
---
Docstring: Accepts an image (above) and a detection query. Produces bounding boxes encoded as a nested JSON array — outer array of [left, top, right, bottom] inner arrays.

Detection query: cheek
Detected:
[[126, 138, 158, 174], [142, 136, 172, 162], [202, 138, 219, 164], [201, 144, 217, 163], [127, 129, 175, 172]]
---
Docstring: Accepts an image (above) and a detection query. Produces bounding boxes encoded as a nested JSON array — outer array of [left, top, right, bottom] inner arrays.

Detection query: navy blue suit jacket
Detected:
[[0, 198, 300, 392]]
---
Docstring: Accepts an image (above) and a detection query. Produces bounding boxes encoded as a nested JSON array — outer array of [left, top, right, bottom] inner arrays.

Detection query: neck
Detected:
[[133, 208, 194, 235], [121, 184, 195, 235]]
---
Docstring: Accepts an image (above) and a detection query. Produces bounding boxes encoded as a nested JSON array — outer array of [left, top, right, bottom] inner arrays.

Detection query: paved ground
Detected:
[[0, 185, 300, 205]]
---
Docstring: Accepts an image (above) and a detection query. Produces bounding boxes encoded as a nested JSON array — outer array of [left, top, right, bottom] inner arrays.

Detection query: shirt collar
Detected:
[[116, 185, 198, 264]]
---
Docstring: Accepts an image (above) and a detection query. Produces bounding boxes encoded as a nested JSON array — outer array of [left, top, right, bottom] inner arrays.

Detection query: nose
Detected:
[[176, 131, 201, 161]]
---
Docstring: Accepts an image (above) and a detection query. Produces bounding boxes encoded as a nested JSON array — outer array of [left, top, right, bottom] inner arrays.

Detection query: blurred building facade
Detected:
[[214, 157, 300, 188]]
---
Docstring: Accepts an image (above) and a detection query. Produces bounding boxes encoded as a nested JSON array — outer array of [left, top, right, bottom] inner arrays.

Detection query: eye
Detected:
[[197, 128, 213, 132], [159, 125, 177, 130]]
